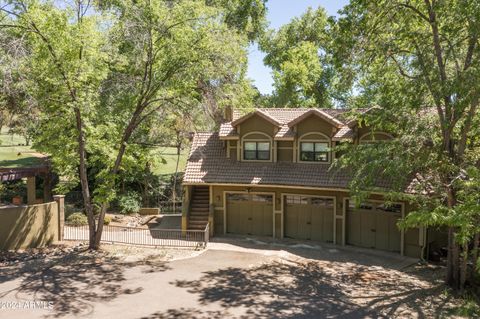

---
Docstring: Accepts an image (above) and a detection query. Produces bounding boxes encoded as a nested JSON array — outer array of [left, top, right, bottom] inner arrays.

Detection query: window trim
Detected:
[[299, 141, 329, 162], [243, 141, 271, 161], [297, 132, 331, 164], [241, 131, 273, 162]]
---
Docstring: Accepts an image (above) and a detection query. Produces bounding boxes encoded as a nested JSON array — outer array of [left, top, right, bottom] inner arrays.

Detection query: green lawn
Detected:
[[151, 147, 189, 175], [0, 128, 44, 168], [0, 128, 189, 172]]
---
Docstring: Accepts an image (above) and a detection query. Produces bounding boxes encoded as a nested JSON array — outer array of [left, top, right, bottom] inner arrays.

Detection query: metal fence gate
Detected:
[[64, 224, 209, 249]]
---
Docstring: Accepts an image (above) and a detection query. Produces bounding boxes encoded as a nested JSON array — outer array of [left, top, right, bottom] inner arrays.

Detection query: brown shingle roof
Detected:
[[332, 126, 354, 141], [274, 125, 295, 140], [232, 108, 363, 125], [219, 122, 237, 138], [183, 133, 392, 189]]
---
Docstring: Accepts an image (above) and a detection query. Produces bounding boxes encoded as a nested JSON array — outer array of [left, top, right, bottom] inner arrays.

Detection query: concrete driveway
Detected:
[[0, 237, 457, 318]]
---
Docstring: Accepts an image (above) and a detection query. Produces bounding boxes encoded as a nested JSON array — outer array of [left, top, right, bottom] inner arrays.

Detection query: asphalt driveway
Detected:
[[0, 237, 461, 318]]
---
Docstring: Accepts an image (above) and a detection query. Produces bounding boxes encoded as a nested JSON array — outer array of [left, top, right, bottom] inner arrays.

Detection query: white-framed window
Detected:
[[243, 141, 270, 160]]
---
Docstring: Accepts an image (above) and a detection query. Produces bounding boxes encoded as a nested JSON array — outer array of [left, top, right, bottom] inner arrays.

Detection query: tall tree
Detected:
[[259, 7, 348, 107], [334, 0, 480, 290], [1, 0, 263, 249]]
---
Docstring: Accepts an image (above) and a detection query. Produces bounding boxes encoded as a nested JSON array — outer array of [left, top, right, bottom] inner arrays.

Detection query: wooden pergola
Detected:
[[0, 166, 53, 205]]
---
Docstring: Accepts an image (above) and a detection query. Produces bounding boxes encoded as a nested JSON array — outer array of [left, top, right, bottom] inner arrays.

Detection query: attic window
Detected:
[[300, 142, 329, 162], [244, 142, 270, 161]]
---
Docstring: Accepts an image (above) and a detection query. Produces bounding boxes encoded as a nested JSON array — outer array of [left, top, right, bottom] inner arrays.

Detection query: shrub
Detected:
[[66, 212, 88, 226], [118, 192, 141, 214], [103, 215, 112, 225]]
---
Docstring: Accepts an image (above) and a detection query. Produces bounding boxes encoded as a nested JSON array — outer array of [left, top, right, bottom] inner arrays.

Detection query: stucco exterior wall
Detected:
[[239, 115, 276, 138], [0, 201, 61, 250], [295, 115, 336, 138]]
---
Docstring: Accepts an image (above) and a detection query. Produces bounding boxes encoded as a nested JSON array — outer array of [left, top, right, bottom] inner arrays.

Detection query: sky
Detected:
[[247, 0, 350, 95]]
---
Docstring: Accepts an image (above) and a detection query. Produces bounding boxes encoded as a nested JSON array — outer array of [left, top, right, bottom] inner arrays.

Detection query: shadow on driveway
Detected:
[[0, 248, 170, 318], [171, 258, 383, 318]]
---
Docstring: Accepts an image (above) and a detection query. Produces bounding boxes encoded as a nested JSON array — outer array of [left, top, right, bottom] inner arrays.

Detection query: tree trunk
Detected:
[[92, 102, 148, 248], [73, 107, 96, 249], [172, 140, 181, 213], [446, 227, 455, 285], [472, 232, 480, 279], [460, 243, 468, 292], [459, 243, 469, 292], [445, 186, 461, 289]]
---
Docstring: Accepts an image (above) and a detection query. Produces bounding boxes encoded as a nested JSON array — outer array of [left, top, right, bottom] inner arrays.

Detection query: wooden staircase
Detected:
[[188, 186, 210, 230]]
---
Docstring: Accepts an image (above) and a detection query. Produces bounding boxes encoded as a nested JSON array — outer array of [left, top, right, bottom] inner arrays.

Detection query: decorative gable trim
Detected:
[[287, 109, 344, 128], [231, 109, 282, 127]]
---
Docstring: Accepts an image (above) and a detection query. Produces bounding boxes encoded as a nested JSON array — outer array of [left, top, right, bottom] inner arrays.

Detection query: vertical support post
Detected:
[[27, 176, 36, 205], [273, 141, 278, 162], [181, 186, 190, 235], [53, 195, 65, 241], [43, 173, 53, 203], [208, 185, 214, 236]]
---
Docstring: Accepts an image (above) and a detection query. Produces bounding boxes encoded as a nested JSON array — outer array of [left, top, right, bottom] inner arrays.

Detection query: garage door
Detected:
[[226, 193, 273, 236], [284, 195, 334, 242], [347, 201, 401, 252]]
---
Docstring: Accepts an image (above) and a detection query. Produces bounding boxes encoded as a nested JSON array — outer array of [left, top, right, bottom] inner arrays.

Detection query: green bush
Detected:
[[66, 212, 88, 226], [103, 215, 112, 225], [118, 192, 141, 214]]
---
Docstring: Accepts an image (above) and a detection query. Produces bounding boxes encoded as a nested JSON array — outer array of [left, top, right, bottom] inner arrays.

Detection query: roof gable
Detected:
[[231, 109, 282, 127], [287, 109, 344, 128]]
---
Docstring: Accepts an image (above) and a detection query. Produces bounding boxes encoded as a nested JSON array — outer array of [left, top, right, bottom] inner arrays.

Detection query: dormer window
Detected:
[[300, 142, 329, 162], [297, 132, 331, 163], [244, 142, 270, 160]]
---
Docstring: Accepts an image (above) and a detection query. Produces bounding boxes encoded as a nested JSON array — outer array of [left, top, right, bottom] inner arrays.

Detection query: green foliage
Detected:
[[334, 0, 480, 288], [103, 215, 112, 225], [205, 0, 267, 42], [66, 212, 88, 226], [259, 7, 348, 107], [117, 192, 141, 215], [0, 0, 264, 206]]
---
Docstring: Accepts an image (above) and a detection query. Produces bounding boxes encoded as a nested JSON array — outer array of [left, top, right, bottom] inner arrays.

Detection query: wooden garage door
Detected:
[[347, 201, 401, 252], [284, 195, 334, 242], [226, 194, 273, 236]]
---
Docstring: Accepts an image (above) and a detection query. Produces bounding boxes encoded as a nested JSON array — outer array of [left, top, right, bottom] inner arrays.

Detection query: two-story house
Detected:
[[182, 108, 438, 259]]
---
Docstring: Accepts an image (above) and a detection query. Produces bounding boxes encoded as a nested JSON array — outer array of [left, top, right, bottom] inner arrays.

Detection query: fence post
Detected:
[[53, 195, 65, 241]]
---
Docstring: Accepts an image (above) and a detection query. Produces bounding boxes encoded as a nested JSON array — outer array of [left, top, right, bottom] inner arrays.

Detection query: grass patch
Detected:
[[151, 147, 188, 175], [0, 128, 27, 146], [0, 129, 44, 168], [0, 147, 44, 168], [451, 294, 480, 318]]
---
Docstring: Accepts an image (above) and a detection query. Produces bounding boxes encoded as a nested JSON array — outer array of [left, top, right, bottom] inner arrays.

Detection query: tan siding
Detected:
[[275, 213, 281, 239], [277, 141, 293, 148], [335, 219, 343, 245], [277, 149, 293, 162], [405, 228, 421, 257], [296, 115, 336, 138], [239, 114, 275, 138], [214, 210, 224, 235], [208, 184, 424, 258]]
